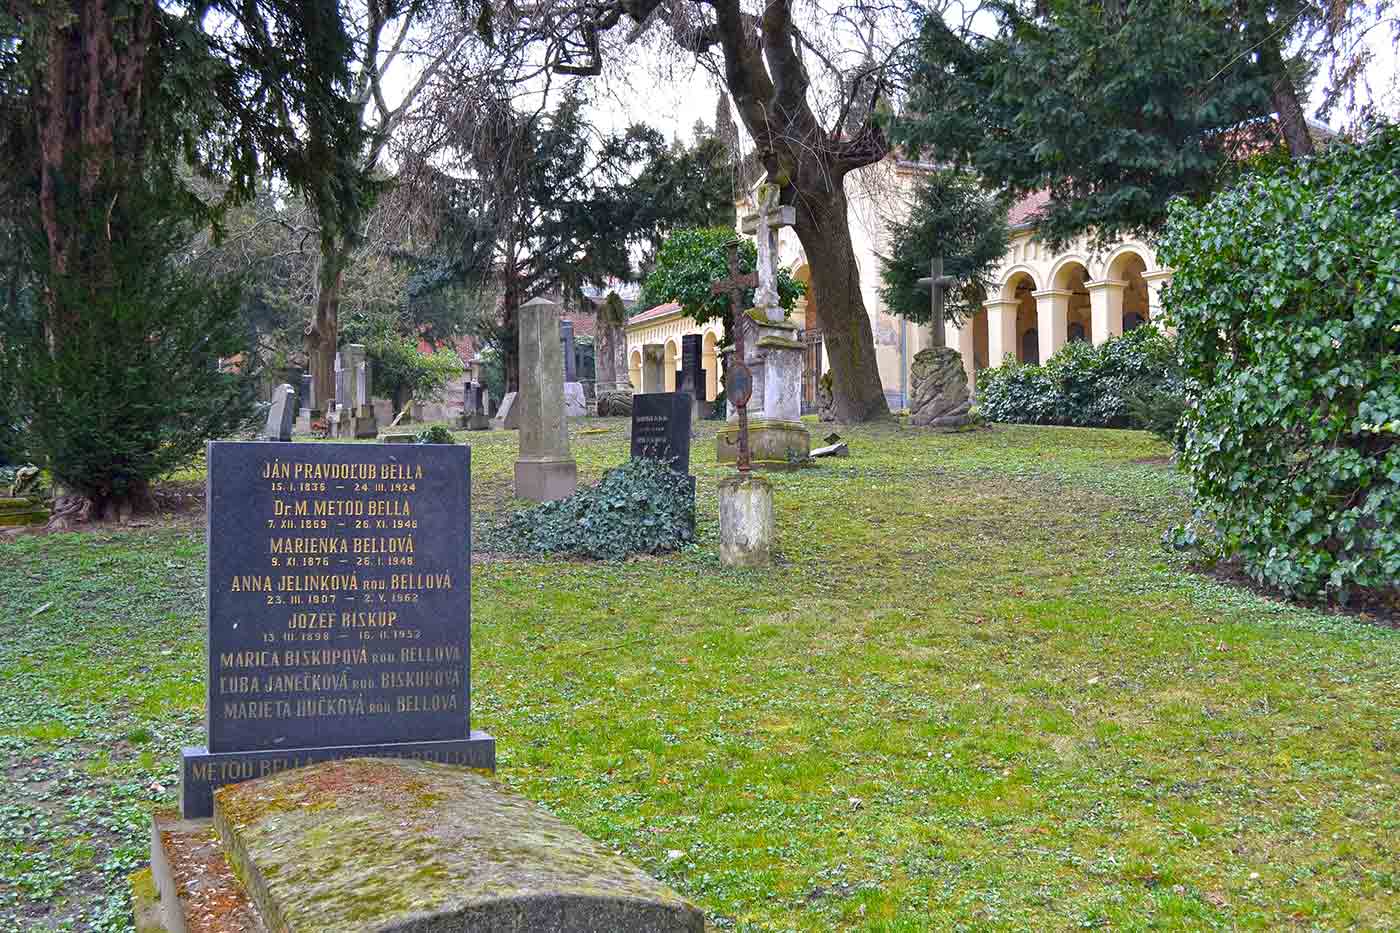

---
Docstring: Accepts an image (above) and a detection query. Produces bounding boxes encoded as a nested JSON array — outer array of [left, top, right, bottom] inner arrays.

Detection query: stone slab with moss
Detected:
[[201, 757, 703, 931], [0, 496, 48, 526], [716, 419, 812, 470], [136, 810, 267, 933]]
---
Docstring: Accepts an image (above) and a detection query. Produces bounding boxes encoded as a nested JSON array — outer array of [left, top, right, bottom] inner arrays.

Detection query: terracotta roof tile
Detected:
[[628, 302, 681, 326]]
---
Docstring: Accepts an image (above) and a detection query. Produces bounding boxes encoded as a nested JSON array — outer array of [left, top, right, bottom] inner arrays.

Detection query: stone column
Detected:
[[948, 317, 978, 389], [1143, 269, 1174, 327], [1032, 289, 1071, 365], [984, 299, 1020, 366], [1086, 279, 1127, 345], [514, 297, 577, 502]]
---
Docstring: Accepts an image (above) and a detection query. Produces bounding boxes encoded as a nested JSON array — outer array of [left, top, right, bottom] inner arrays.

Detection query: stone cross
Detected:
[[710, 243, 758, 473], [740, 182, 796, 320], [917, 256, 957, 349]]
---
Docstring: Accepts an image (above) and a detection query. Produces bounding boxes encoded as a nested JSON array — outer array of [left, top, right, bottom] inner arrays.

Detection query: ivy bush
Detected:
[[416, 425, 456, 444], [977, 327, 1179, 428], [481, 457, 695, 560], [1159, 122, 1400, 600]]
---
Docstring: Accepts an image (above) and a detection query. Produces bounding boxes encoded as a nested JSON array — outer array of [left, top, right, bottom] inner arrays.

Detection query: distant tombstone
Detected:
[[560, 319, 578, 382], [492, 391, 519, 430], [464, 383, 490, 431], [1068, 322, 1087, 343], [1022, 328, 1040, 365], [676, 334, 707, 427], [295, 372, 314, 433], [642, 344, 666, 393], [179, 441, 494, 818], [1124, 312, 1146, 332], [630, 393, 693, 475], [262, 384, 297, 441], [344, 344, 378, 438], [515, 296, 577, 501], [563, 382, 587, 417]]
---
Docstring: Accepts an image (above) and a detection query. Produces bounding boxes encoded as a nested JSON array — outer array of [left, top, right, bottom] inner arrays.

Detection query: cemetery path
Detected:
[[2, 419, 1397, 931]]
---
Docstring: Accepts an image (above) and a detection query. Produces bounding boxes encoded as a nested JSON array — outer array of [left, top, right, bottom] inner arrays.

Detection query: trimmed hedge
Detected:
[[1160, 122, 1400, 600], [977, 327, 1179, 428]]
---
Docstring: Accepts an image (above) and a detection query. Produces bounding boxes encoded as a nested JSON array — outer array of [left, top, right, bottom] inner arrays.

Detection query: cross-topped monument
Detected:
[[710, 243, 757, 473], [740, 182, 796, 320], [917, 256, 957, 349]]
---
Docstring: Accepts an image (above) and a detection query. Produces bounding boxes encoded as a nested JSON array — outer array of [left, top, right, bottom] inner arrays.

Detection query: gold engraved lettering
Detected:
[[270, 537, 347, 555], [219, 650, 281, 669], [399, 645, 462, 663], [380, 669, 462, 689], [340, 610, 398, 628], [351, 537, 414, 554], [388, 573, 452, 591], [230, 575, 273, 592], [367, 499, 412, 517]]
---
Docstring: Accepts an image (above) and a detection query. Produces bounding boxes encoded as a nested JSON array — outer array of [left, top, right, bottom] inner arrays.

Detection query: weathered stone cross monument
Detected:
[[716, 181, 811, 469], [917, 256, 957, 349], [910, 256, 973, 428]]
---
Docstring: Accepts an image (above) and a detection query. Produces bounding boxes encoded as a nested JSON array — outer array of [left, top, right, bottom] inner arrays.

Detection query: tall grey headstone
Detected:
[[515, 297, 577, 501], [262, 384, 296, 441], [642, 344, 666, 393], [677, 334, 707, 426], [560, 319, 578, 382]]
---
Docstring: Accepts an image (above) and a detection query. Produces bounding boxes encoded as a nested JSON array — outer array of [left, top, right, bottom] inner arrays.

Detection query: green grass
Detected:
[[2, 419, 1397, 930]]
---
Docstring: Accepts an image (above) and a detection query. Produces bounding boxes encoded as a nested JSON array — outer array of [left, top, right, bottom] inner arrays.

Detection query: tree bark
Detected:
[[306, 244, 348, 414], [792, 180, 890, 422], [1258, 34, 1315, 158]]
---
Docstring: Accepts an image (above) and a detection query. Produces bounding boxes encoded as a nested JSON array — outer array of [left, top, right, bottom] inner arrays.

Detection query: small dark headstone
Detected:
[[630, 393, 693, 474], [560, 319, 578, 382], [180, 441, 493, 818]]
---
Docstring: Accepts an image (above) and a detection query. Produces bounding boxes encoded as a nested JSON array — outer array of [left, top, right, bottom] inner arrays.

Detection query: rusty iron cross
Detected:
[[710, 242, 758, 473]]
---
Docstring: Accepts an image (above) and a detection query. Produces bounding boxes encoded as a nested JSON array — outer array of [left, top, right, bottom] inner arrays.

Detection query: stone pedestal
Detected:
[[514, 297, 576, 502], [716, 310, 811, 468], [908, 347, 972, 428], [719, 473, 774, 567], [514, 456, 579, 502]]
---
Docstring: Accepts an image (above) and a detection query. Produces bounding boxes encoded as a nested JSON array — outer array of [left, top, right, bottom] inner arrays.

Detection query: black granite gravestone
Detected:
[[630, 393, 693, 474], [180, 441, 494, 818]]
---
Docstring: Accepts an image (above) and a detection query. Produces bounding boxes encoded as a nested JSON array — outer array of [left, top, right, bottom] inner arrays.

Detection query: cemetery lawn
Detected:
[[3, 420, 1398, 932]]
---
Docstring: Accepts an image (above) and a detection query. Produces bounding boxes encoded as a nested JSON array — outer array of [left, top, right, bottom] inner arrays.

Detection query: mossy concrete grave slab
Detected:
[[213, 757, 705, 932], [135, 810, 267, 933]]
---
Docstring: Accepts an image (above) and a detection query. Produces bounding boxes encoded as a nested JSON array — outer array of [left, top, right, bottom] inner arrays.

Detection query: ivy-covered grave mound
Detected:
[[482, 457, 696, 560]]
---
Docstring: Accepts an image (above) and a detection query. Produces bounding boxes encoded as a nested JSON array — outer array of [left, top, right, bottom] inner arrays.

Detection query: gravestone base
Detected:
[[180, 732, 497, 819], [716, 419, 811, 470], [351, 411, 378, 439], [465, 411, 491, 431], [294, 409, 314, 435], [0, 497, 49, 527], [142, 758, 703, 933], [515, 456, 577, 502], [719, 473, 774, 567]]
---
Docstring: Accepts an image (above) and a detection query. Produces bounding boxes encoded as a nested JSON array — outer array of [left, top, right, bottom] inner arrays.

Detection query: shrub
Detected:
[[481, 457, 695, 560], [1159, 122, 1400, 600], [1, 189, 259, 518], [977, 327, 1179, 428], [416, 425, 456, 444]]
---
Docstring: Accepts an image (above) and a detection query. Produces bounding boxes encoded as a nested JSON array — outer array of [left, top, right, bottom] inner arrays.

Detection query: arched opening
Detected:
[[1009, 273, 1037, 363], [664, 339, 679, 392], [1053, 261, 1092, 345], [628, 348, 642, 391], [1108, 252, 1150, 331], [702, 330, 718, 401]]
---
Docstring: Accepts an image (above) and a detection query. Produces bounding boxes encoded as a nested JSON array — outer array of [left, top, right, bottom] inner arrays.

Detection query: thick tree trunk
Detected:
[[1258, 35, 1315, 158], [306, 248, 347, 414], [792, 181, 890, 422]]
